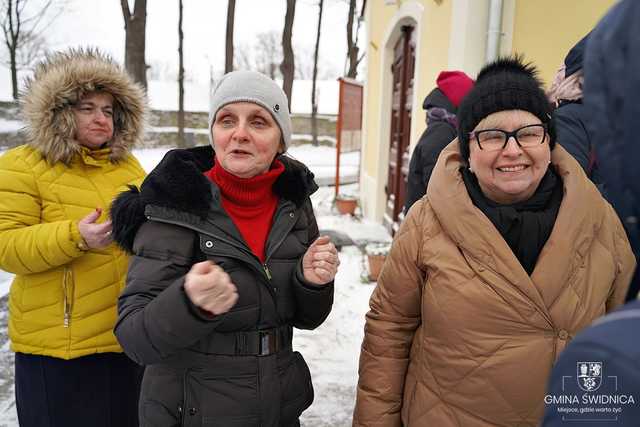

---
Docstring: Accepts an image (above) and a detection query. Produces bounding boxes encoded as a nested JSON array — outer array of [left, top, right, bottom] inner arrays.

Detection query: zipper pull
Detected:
[[263, 264, 272, 280], [63, 267, 71, 328]]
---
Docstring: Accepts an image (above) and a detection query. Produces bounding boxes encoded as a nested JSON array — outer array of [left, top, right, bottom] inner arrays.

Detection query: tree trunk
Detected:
[[311, 0, 324, 147], [346, 0, 359, 78], [225, 0, 236, 73], [177, 0, 185, 148], [120, 0, 148, 89], [2, 0, 59, 99], [9, 44, 18, 100], [269, 62, 277, 80], [280, 0, 296, 111], [3, 0, 19, 100]]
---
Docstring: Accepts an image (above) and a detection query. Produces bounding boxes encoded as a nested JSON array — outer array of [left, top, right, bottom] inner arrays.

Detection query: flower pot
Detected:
[[367, 254, 386, 281], [335, 197, 357, 215]]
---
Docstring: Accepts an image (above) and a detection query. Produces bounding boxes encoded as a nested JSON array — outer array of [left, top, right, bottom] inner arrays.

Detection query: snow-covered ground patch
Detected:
[[149, 126, 210, 134], [289, 145, 360, 186], [0, 119, 22, 133], [131, 144, 360, 187], [297, 245, 375, 427], [0, 272, 11, 299]]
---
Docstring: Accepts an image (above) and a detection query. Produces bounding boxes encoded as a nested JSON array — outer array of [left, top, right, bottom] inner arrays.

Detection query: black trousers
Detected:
[[15, 352, 144, 427]]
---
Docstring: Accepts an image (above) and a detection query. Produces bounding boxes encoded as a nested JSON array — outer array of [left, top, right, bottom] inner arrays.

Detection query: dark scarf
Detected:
[[461, 167, 564, 275]]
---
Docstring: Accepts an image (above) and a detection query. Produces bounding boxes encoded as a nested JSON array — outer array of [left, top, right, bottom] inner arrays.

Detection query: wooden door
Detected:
[[384, 25, 415, 235]]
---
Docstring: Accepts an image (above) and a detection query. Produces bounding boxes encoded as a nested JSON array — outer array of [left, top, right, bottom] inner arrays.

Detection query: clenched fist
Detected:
[[302, 235, 340, 285], [184, 261, 239, 315]]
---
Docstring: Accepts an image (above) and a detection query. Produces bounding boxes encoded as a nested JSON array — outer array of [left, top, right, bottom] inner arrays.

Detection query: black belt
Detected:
[[194, 325, 293, 356]]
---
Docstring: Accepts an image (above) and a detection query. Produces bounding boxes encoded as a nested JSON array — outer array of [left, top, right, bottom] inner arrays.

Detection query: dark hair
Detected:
[[457, 56, 556, 161]]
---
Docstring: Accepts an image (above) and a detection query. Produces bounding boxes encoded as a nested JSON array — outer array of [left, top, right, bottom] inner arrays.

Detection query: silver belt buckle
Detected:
[[259, 330, 276, 356]]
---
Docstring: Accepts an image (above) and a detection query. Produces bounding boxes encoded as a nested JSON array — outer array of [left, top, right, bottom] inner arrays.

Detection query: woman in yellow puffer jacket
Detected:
[[0, 48, 147, 427]]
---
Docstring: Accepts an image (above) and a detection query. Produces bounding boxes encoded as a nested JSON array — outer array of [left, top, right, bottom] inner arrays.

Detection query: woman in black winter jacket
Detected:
[[111, 71, 339, 426]]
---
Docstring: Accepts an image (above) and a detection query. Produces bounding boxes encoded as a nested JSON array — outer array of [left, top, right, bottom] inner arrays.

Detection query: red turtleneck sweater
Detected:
[[204, 159, 285, 262]]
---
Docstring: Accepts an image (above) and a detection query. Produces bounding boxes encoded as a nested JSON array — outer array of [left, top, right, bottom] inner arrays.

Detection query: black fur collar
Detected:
[[111, 145, 318, 253]]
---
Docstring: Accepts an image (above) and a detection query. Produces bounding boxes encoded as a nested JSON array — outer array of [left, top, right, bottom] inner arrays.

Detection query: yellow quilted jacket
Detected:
[[0, 146, 145, 359], [0, 49, 147, 359]]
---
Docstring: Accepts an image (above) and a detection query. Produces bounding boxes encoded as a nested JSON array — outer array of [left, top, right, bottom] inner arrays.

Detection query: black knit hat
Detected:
[[457, 56, 555, 161]]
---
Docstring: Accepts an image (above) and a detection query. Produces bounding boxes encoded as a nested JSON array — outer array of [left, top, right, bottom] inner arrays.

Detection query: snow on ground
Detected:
[[0, 120, 21, 134], [0, 146, 388, 426], [131, 144, 360, 187], [0, 272, 11, 299], [297, 244, 375, 427]]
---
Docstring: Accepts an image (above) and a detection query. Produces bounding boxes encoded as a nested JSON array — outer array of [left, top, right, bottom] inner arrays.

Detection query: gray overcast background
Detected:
[[44, 0, 356, 84]]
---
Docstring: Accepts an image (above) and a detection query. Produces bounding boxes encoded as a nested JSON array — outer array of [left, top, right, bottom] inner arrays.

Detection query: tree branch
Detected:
[[120, 0, 131, 25]]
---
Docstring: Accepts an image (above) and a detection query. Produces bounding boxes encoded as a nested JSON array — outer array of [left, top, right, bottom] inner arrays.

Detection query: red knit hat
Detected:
[[436, 70, 474, 107]]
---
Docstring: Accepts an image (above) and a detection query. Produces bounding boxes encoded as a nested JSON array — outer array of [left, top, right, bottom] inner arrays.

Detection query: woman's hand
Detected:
[[78, 207, 113, 249], [302, 235, 340, 285], [184, 261, 239, 315]]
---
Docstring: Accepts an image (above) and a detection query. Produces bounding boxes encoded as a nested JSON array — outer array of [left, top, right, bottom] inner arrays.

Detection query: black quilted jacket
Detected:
[[111, 146, 334, 427]]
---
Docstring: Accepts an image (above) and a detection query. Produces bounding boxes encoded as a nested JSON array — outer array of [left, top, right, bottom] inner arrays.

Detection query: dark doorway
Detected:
[[384, 25, 415, 235]]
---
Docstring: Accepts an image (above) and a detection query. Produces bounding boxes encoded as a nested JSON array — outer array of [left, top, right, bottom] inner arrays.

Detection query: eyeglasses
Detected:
[[470, 124, 548, 151]]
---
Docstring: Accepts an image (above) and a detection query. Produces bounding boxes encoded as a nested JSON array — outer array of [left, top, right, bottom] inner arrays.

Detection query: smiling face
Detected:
[[211, 102, 282, 178], [73, 91, 115, 149], [468, 110, 551, 204]]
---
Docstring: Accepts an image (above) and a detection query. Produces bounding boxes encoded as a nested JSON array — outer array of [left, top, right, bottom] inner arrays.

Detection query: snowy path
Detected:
[[297, 245, 375, 426]]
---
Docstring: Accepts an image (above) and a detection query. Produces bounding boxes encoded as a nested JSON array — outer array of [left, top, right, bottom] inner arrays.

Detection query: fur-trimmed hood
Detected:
[[111, 145, 318, 253], [20, 48, 147, 165]]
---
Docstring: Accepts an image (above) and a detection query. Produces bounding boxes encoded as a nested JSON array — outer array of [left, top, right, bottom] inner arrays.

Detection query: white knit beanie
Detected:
[[208, 70, 292, 151]]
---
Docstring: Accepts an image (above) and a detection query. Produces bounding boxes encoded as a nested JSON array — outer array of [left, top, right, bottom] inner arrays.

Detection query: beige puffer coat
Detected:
[[353, 142, 635, 427]]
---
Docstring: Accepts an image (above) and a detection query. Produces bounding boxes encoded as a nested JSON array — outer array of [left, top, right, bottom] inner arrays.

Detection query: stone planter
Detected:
[[367, 254, 387, 281], [335, 196, 358, 215]]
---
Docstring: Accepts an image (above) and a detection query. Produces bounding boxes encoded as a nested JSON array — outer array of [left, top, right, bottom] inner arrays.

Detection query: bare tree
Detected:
[[177, 0, 185, 148], [234, 32, 288, 79], [294, 45, 314, 79], [12, 31, 47, 67], [280, 0, 296, 110], [1, 0, 59, 100], [256, 31, 281, 79], [148, 59, 177, 81], [120, 0, 148, 89], [346, 0, 364, 78], [311, 0, 324, 146], [234, 41, 253, 72], [225, 0, 236, 73]]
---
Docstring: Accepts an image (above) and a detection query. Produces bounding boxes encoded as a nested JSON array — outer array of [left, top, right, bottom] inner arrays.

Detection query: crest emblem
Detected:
[[577, 362, 603, 392]]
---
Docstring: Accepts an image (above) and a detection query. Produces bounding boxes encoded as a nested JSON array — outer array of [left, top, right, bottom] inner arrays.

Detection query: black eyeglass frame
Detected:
[[470, 123, 548, 151]]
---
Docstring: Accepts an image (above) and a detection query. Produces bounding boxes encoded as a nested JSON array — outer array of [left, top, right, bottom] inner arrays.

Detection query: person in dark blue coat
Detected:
[[583, 0, 640, 301], [404, 71, 473, 213], [544, 2, 640, 425]]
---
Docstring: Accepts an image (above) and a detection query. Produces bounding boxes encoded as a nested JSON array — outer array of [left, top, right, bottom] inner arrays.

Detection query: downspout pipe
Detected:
[[486, 0, 503, 62]]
